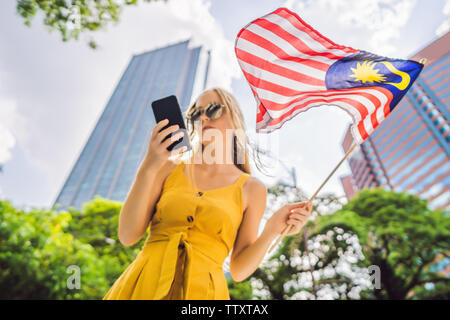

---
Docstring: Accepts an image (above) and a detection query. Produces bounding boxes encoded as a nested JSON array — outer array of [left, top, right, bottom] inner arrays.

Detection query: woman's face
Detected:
[[193, 90, 234, 147]]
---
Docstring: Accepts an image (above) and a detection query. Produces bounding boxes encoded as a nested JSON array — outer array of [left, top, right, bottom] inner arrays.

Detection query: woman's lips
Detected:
[[203, 126, 214, 131]]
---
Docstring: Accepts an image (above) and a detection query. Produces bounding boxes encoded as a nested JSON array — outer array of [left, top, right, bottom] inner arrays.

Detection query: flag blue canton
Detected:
[[325, 51, 424, 110]]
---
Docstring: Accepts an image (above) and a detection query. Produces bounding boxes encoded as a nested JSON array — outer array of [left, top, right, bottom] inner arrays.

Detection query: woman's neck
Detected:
[[189, 143, 237, 175]]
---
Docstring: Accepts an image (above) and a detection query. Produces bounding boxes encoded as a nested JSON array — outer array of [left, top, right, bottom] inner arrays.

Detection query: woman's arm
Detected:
[[229, 177, 269, 282], [229, 178, 312, 282], [117, 160, 174, 247], [118, 119, 186, 247]]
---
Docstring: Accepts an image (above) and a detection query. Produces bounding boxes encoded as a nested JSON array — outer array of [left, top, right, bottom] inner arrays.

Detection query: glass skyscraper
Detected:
[[340, 31, 449, 211], [52, 40, 211, 211]]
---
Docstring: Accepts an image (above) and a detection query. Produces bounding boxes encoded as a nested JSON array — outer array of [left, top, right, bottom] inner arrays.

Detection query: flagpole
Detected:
[[268, 142, 358, 254]]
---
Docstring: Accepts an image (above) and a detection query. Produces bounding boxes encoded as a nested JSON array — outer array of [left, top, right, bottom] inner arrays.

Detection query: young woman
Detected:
[[103, 87, 312, 300]]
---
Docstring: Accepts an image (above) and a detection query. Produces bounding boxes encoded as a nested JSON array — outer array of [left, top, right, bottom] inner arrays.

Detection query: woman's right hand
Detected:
[[263, 201, 312, 238], [143, 119, 187, 171]]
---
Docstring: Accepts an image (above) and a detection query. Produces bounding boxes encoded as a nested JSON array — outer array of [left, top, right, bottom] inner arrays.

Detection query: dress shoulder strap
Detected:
[[235, 172, 251, 188]]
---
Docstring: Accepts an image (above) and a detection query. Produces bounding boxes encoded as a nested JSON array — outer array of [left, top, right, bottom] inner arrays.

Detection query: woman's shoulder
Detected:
[[243, 175, 267, 195], [242, 175, 267, 211]]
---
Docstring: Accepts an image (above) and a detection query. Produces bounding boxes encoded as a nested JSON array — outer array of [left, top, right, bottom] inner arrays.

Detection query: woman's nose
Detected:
[[199, 112, 209, 122]]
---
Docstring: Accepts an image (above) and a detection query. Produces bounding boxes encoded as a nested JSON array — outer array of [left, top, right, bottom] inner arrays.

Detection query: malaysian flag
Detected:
[[235, 7, 423, 144]]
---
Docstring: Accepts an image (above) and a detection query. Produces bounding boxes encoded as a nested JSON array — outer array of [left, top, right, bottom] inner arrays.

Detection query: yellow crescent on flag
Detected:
[[380, 61, 411, 90]]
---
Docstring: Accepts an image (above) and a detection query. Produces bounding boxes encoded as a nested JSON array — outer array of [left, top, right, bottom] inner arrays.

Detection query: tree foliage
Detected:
[[249, 186, 450, 300], [0, 196, 146, 299], [0, 199, 108, 299], [227, 278, 253, 300], [313, 188, 450, 299], [65, 196, 147, 286]]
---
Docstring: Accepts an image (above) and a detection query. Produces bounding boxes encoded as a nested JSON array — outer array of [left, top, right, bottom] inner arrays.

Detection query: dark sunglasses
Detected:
[[187, 102, 225, 122]]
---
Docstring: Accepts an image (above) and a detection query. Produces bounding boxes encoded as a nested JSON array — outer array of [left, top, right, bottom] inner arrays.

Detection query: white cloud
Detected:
[[0, 87, 12, 165], [0, 72, 28, 165], [0, 113, 16, 165], [283, 0, 417, 57], [436, 0, 450, 36], [161, 0, 241, 91]]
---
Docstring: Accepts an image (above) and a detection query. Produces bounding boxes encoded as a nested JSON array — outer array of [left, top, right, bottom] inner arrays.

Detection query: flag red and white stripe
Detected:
[[235, 7, 394, 144]]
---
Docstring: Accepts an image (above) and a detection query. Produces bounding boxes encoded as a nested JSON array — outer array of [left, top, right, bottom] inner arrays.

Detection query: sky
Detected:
[[0, 0, 449, 211]]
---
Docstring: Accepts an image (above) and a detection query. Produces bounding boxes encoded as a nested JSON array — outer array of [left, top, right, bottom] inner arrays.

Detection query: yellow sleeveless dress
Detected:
[[103, 160, 250, 300]]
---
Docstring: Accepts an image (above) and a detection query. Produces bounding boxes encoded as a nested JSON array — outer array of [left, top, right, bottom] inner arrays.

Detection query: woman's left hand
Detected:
[[264, 200, 313, 238]]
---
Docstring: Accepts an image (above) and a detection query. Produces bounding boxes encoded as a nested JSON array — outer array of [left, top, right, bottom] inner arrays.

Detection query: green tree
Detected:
[[0, 199, 109, 299], [0, 195, 148, 299], [16, 0, 165, 49], [227, 278, 253, 300], [64, 195, 147, 286], [313, 188, 450, 299], [249, 187, 449, 300]]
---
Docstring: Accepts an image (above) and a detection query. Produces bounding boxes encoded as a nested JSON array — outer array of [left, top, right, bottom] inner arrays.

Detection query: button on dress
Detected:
[[103, 160, 250, 300]]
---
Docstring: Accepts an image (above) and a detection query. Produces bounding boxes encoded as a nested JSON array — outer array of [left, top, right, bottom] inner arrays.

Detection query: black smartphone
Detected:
[[151, 95, 192, 152]]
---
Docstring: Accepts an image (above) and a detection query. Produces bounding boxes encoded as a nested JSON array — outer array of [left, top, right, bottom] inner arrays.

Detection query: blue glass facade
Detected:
[[53, 40, 209, 211]]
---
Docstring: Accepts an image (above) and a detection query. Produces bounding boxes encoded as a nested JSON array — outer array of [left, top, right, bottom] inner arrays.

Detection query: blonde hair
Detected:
[[185, 87, 252, 174]]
